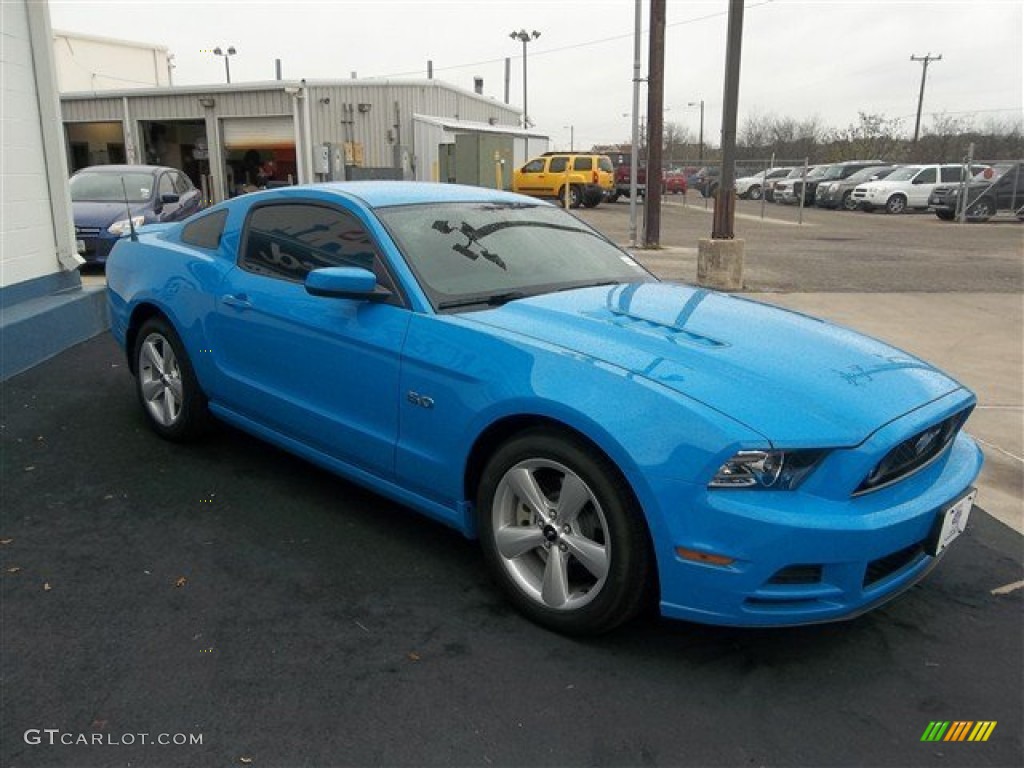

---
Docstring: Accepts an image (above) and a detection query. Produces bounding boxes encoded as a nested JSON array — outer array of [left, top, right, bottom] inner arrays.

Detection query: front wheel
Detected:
[[841, 191, 857, 211], [133, 317, 210, 441], [935, 210, 956, 221], [966, 198, 995, 222], [559, 185, 582, 209], [477, 430, 653, 635], [884, 195, 907, 214], [747, 185, 762, 200]]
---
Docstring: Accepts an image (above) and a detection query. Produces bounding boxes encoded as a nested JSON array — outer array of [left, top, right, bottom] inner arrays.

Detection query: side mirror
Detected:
[[305, 267, 392, 302], [161, 193, 180, 204]]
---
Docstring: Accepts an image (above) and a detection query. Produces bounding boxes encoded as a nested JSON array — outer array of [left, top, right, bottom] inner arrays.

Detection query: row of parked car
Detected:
[[731, 160, 1024, 222]]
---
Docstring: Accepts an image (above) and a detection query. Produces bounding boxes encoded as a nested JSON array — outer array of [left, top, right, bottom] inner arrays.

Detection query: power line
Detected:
[[370, 1, 774, 79]]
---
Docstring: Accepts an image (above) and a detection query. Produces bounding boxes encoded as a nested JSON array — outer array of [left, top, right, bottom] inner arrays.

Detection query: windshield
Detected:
[[885, 166, 923, 182], [847, 166, 892, 183], [378, 202, 655, 310], [70, 171, 155, 203], [819, 165, 847, 180]]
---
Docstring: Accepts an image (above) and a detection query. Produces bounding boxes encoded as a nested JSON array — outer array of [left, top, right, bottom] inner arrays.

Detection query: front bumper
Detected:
[[76, 232, 119, 264], [643, 399, 983, 627]]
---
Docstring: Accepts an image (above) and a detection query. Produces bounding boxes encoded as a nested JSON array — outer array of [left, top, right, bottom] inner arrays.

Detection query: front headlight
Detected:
[[108, 216, 145, 236], [828, 182, 840, 192], [709, 450, 825, 490]]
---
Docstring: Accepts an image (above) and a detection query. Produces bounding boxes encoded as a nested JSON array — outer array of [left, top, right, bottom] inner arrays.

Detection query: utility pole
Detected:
[[643, 0, 666, 247], [911, 53, 941, 143], [712, 0, 744, 240], [628, 0, 642, 247]]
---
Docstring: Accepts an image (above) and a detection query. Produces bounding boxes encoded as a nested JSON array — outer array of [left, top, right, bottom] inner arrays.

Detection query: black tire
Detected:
[[966, 197, 995, 222], [476, 428, 654, 635], [935, 210, 956, 221], [747, 185, 762, 201], [841, 191, 857, 211], [607, 192, 620, 203], [133, 316, 211, 441], [884, 194, 907, 215]]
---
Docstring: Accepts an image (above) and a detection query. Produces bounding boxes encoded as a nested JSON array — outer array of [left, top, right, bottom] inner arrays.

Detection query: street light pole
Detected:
[[688, 99, 704, 165], [510, 29, 540, 156], [564, 125, 574, 151], [213, 46, 237, 84]]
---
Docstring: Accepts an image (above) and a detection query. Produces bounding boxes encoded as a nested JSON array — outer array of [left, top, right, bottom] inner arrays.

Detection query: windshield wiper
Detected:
[[556, 279, 624, 292], [437, 291, 527, 310]]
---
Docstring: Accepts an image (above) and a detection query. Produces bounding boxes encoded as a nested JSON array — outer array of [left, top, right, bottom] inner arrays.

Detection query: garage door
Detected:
[[221, 116, 294, 149]]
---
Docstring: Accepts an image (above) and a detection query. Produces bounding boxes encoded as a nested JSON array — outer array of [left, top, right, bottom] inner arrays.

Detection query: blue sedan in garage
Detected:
[[105, 182, 982, 634]]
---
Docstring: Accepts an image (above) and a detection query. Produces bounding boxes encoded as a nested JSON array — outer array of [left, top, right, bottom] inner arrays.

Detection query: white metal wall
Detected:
[[2, 0, 77, 288], [53, 30, 169, 91]]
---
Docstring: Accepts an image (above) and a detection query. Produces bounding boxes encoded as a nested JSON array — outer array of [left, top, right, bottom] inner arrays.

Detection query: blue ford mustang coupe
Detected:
[[106, 182, 982, 634]]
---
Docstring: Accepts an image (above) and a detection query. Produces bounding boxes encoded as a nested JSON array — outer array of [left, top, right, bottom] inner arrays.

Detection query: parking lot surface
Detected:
[[3, 198, 1022, 767], [1, 334, 1022, 768]]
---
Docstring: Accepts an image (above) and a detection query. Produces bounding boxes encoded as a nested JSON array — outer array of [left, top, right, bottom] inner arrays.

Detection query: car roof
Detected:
[[291, 181, 541, 209], [73, 164, 170, 175]]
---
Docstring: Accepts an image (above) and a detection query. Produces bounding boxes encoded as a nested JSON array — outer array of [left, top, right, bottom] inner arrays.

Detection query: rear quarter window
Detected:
[[573, 157, 593, 171], [180, 209, 227, 250]]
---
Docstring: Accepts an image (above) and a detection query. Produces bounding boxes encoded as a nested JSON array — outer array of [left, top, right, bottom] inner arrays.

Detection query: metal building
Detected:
[[60, 79, 549, 203]]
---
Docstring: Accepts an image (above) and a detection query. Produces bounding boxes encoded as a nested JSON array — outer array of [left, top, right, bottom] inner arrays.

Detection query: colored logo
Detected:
[[921, 721, 997, 742]]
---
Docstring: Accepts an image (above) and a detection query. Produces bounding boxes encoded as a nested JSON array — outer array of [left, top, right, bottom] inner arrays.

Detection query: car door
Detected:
[[515, 157, 549, 195], [206, 199, 410, 479], [171, 171, 203, 217], [908, 166, 938, 207]]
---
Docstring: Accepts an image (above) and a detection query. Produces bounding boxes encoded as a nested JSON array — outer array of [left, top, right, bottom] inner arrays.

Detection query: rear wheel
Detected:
[[477, 429, 653, 635], [133, 317, 210, 441], [884, 194, 907, 214], [935, 210, 956, 221]]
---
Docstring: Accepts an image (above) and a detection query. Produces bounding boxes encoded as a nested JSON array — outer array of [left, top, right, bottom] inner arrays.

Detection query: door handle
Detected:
[[222, 294, 252, 310]]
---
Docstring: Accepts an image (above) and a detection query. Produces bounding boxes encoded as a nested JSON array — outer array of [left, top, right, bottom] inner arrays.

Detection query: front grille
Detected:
[[76, 226, 102, 237], [855, 410, 968, 495], [864, 542, 925, 587]]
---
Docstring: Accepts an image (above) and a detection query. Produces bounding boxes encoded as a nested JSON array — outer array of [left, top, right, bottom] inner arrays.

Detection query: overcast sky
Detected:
[[49, 0, 1023, 151]]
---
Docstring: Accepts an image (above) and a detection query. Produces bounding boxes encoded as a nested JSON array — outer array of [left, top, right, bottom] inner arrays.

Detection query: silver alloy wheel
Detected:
[[491, 458, 610, 611], [139, 332, 184, 427]]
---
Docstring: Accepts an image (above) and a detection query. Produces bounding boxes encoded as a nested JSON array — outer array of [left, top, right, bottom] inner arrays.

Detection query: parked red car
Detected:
[[664, 171, 688, 194]]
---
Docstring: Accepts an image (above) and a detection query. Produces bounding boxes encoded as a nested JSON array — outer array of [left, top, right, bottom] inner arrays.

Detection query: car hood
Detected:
[[73, 201, 149, 229], [465, 283, 963, 446]]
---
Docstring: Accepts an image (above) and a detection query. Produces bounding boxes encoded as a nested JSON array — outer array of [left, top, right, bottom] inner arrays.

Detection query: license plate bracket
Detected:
[[927, 488, 976, 557]]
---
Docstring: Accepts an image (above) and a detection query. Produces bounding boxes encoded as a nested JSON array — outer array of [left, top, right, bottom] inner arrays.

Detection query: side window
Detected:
[[598, 157, 613, 173], [172, 171, 192, 194], [914, 168, 937, 184], [521, 159, 545, 173], [158, 173, 175, 198], [573, 156, 593, 171], [940, 167, 962, 183], [240, 202, 385, 285], [548, 157, 568, 173], [180, 210, 227, 250]]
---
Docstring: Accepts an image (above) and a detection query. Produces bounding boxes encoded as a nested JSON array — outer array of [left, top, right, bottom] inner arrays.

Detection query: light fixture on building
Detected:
[[357, 103, 372, 113], [198, 97, 216, 108]]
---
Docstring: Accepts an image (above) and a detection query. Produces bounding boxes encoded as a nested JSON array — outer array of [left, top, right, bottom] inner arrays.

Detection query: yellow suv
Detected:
[[512, 152, 615, 208]]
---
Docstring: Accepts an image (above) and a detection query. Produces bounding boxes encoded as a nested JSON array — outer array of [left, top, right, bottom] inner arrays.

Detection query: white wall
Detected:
[[53, 30, 169, 92], [1, 0, 78, 287]]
